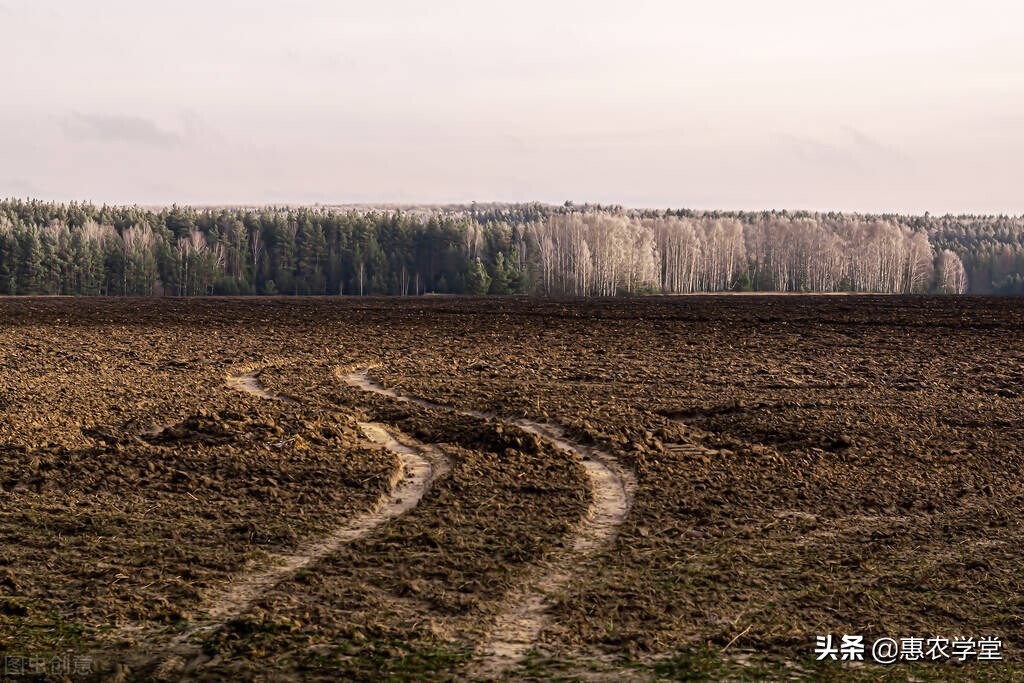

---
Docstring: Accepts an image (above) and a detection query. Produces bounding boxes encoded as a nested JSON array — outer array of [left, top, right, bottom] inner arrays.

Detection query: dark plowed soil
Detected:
[[1, 295, 1022, 680]]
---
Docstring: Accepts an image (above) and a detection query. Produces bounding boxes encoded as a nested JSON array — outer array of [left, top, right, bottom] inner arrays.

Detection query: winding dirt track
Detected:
[[198, 419, 443, 621], [146, 366, 633, 677], [137, 371, 451, 664], [340, 367, 636, 676]]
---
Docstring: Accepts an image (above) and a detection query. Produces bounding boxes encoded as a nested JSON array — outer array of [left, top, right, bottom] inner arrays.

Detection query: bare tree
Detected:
[[936, 249, 968, 293]]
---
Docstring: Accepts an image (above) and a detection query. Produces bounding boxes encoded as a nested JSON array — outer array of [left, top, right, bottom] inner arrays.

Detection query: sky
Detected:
[[1, 0, 1022, 213]]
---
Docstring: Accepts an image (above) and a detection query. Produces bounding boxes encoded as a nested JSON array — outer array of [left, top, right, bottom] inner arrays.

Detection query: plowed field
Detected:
[[1, 295, 1022, 681]]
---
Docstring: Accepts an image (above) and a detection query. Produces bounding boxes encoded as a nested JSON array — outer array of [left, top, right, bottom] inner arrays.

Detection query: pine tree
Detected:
[[466, 257, 491, 295], [296, 220, 327, 294], [488, 252, 511, 294]]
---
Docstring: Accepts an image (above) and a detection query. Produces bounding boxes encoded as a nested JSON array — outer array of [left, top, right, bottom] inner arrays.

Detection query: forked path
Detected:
[[340, 367, 636, 677]]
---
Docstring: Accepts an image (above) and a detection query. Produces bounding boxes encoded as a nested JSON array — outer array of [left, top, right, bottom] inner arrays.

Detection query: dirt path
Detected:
[[206, 367, 448, 624], [340, 367, 636, 677], [118, 370, 452, 673], [225, 368, 295, 403], [197, 421, 446, 624]]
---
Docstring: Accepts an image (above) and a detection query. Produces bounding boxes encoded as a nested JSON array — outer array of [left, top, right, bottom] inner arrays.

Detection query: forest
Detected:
[[1, 198, 1021, 296]]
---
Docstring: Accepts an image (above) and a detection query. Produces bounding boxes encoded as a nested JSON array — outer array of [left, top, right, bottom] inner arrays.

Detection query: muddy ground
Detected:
[[0, 295, 1022, 681]]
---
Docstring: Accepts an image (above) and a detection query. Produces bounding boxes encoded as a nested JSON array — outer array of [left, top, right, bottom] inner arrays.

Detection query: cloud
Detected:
[[1, 177, 40, 198], [179, 110, 225, 145], [782, 133, 863, 171], [781, 126, 909, 173], [841, 125, 905, 162], [63, 113, 183, 147]]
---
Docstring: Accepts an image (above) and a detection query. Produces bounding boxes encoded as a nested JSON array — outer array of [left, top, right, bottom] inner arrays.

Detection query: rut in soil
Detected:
[[207, 369, 449, 623], [340, 366, 636, 677], [114, 369, 451, 672]]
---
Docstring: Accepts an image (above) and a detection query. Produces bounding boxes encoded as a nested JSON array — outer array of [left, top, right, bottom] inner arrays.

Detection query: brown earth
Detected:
[[0, 295, 1022, 681]]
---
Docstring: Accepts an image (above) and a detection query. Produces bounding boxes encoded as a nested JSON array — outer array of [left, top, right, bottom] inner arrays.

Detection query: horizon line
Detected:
[[3, 196, 1024, 220]]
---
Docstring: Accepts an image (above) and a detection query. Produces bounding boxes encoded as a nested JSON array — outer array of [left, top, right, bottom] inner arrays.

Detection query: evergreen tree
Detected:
[[466, 256, 491, 294], [296, 220, 327, 294], [488, 251, 512, 294]]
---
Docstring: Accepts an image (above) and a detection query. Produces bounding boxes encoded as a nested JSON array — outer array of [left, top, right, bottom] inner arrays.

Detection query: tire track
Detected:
[[340, 366, 636, 677], [197, 422, 446, 624], [115, 369, 451, 669], [225, 368, 296, 403], [209, 367, 449, 623]]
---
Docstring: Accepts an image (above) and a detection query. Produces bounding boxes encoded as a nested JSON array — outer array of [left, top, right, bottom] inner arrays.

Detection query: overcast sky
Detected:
[[2, 1, 1022, 213]]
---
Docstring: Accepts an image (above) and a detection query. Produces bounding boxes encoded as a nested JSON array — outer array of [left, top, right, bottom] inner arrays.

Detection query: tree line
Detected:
[[1, 198, 1014, 297]]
